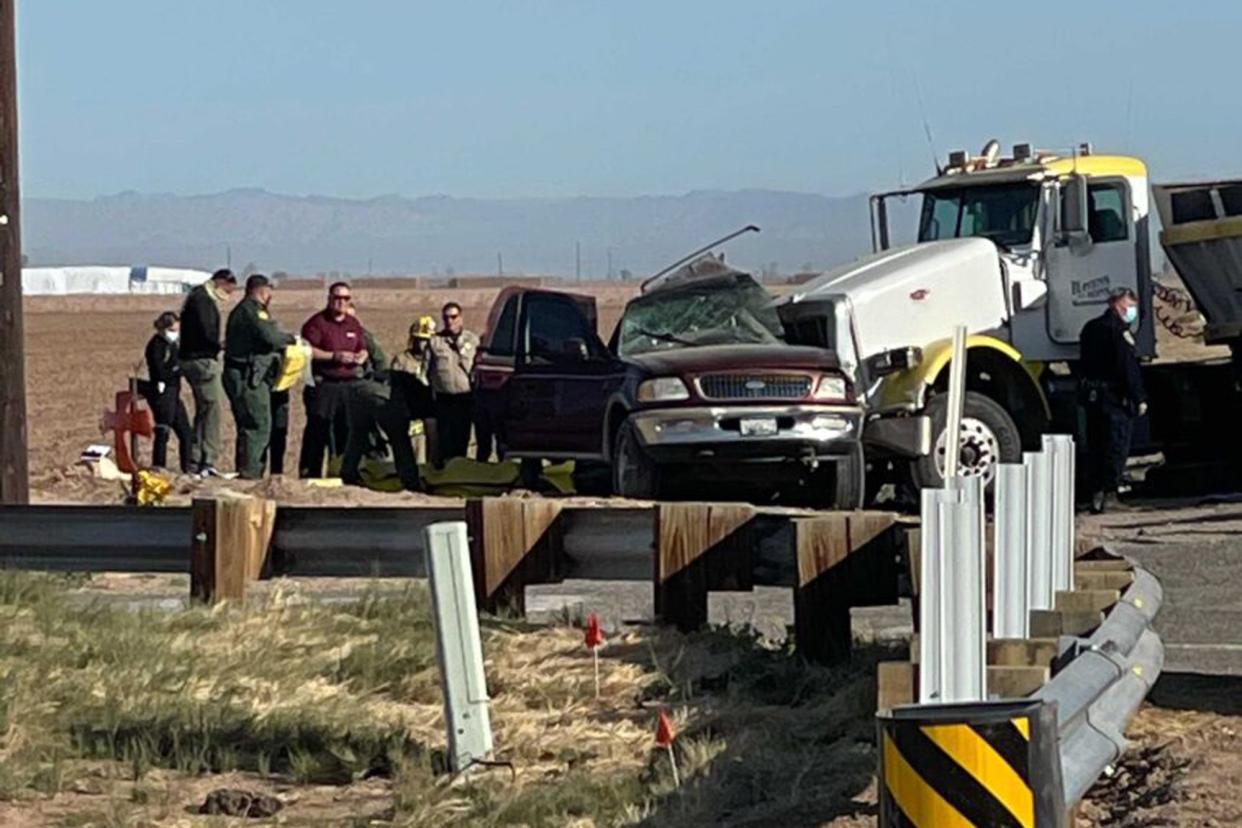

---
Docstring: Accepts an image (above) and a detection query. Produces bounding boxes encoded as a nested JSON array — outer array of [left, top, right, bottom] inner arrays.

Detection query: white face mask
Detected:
[[164, 330, 180, 343]]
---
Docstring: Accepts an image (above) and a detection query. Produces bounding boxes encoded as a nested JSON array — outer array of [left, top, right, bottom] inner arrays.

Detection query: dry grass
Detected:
[[0, 572, 887, 826]]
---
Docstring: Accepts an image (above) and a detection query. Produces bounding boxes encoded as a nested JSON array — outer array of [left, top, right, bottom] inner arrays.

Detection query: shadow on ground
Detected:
[[1149, 672, 1242, 716]]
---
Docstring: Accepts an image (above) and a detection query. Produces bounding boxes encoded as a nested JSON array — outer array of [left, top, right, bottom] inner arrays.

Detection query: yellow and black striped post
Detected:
[[878, 700, 1064, 828]]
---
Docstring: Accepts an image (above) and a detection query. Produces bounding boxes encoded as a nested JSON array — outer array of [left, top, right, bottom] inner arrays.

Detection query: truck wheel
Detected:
[[612, 420, 660, 499], [911, 391, 1021, 489]]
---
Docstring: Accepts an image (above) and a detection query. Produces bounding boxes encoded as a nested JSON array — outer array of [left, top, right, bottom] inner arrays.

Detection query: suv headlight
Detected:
[[637, 377, 690, 403], [812, 375, 849, 401]]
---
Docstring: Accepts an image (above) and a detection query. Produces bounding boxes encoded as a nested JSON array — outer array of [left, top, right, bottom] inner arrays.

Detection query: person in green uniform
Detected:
[[223, 274, 297, 479]]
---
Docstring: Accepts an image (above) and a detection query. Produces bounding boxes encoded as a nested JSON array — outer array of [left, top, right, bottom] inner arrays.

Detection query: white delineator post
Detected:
[[1044, 434, 1077, 594], [424, 521, 494, 772], [943, 325, 969, 480], [919, 476, 987, 703], [993, 462, 1031, 639], [1026, 448, 1054, 611], [918, 487, 944, 702], [919, 324, 987, 704]]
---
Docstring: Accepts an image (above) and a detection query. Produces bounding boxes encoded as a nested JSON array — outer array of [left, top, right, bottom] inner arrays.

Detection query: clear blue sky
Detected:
[[17, 1, 1242, 200]]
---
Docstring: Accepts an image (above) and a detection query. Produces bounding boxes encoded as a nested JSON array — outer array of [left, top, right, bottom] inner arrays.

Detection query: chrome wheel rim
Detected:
[[934, 416, 1000, 483]]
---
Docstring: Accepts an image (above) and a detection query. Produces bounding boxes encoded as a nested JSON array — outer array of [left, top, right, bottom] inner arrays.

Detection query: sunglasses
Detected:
[[444, 313, 460, 321], [331, 294, 352, 301]]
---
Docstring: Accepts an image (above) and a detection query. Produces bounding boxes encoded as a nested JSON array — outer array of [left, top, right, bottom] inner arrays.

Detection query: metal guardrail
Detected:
[[899, 358, 1166, 827], [1034, 561, 1165, 810]]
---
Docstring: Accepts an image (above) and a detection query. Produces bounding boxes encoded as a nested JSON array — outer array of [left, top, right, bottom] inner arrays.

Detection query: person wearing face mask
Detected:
[[178, 268, 237, 477], [1079, 287, 1148, 513], [143, 311, 193, 473], [223, 274, 297, 479]]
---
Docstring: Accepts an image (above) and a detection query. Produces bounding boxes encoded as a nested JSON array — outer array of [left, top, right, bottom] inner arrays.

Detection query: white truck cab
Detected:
[[780, 141, 1154, 488]]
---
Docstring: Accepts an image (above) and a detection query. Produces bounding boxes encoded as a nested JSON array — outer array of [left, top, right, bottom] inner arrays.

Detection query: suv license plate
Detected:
[[739, 417, 778, 437]]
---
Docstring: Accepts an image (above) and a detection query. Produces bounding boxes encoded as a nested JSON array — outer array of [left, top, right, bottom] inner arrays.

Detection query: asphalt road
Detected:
[[1084, 502, 1242, 676], [526, 582, 913, 646]]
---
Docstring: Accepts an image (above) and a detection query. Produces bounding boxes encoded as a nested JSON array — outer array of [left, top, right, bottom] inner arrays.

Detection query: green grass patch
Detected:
[[0, 572, 437, 794], [0, 571, 892, 826]]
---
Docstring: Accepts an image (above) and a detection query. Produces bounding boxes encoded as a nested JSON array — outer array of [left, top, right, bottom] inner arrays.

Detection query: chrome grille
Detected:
[[698, 373, 813, 400]]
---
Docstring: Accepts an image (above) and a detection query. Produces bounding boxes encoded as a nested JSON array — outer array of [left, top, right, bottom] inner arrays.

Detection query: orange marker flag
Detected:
[[656, 709, 680, 786], [584, 613, 605, 648], [655, 709, 676, 747], [585, 612, 605, 699]]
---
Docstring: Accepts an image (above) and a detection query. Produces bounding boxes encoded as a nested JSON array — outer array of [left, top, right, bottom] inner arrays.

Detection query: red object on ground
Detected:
[[101, 389, 154, 473], [584, 612, 605, 649], [655, 709, 676, 747]]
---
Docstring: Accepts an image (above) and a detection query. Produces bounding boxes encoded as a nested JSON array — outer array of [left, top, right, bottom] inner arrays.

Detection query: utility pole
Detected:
[[497, 252, 503, 277], [575, 241, 581, 281], [607, 247, 614, 280], [0, 0, 27, 504]]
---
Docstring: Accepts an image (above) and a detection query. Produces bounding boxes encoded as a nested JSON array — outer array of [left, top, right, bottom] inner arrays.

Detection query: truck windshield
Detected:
[[617, 276, 783, 357], [918, 183, 1040, 248]]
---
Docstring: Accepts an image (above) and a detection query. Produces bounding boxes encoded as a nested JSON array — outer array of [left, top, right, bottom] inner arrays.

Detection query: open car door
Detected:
[[502, 290, 626, 458]]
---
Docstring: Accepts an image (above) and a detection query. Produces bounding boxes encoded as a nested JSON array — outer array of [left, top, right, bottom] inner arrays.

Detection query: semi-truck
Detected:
[[779, 140, 1242, 497]]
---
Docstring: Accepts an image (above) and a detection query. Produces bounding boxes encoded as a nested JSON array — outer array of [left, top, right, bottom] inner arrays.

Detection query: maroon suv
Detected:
[[473, 260, 864, 505]]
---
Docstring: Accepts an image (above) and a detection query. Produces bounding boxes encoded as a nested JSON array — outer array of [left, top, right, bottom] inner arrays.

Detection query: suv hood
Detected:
[[630, 343, 841, 375]]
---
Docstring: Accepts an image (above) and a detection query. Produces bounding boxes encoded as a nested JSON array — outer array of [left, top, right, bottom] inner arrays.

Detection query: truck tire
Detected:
[[911, 391, 1021, 490], [612, 419, 660, 499], [828, 445, 865, 510]]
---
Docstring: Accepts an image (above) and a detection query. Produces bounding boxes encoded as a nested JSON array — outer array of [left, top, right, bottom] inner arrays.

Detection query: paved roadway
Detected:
[[526, 582, 913, 647], [1086, 501, 1242, 676]]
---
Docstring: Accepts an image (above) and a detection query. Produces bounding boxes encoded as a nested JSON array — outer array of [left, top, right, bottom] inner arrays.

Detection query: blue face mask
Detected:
[[1123, 305, 1138, 325]]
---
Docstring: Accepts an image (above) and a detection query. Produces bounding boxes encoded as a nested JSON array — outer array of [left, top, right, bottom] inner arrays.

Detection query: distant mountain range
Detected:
[[22, 188, 880, 278]]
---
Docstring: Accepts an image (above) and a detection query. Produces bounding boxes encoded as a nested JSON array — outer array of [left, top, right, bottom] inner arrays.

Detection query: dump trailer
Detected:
[[778, 140, 1242, 496]]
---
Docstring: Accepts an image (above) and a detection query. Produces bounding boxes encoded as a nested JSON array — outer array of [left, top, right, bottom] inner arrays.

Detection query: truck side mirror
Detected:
[[1060, 174, 1090, 244]]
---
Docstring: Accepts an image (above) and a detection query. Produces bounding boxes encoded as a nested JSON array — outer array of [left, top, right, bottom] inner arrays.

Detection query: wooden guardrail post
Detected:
[[794, 513, 852, 663], [190, 495, 277, 602], [795, 511, 897, 664], [654, 502, 755, 632], [466, 497, 564, 614]]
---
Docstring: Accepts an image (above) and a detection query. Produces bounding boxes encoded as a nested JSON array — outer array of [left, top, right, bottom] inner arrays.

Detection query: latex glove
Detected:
[[1137, 401, 1148, 417], [157, 381, 166, 394]]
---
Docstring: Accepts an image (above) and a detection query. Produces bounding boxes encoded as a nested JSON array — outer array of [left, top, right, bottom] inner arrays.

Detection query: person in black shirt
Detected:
[[1079, 288, 1148, 513], [178, 269, 237, 476], [143, 311, 192, 473]]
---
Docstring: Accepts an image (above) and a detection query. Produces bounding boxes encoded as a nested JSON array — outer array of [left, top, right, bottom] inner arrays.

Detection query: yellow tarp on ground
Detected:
[[330, 455, 577, 496]]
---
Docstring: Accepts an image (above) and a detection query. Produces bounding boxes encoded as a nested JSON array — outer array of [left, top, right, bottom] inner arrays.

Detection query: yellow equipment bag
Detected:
[[274, 342, 313, 392]]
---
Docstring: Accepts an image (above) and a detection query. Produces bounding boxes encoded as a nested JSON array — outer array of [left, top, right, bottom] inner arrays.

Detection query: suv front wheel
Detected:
[[612, 419, 661, 499]]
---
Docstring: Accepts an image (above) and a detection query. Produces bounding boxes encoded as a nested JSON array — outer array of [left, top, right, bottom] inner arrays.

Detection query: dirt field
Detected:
[[22, 283, 638, 499]]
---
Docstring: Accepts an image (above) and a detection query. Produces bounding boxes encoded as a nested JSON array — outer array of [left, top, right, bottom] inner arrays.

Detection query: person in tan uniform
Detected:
[[427, 302, 479, 461]]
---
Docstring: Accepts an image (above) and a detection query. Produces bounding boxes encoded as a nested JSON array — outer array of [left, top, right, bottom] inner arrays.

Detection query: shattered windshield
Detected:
[[617, 275, 784, 357], [918, 183, 1040, 248]]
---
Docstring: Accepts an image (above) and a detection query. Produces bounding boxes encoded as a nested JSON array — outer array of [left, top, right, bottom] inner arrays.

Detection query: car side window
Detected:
[[1088, 182, 1128, 243], [522, 294, 600, 366], [488, 296, 519, 357]]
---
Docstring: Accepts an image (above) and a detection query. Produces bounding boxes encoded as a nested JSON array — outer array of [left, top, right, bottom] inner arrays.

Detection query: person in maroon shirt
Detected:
[[297, 281, 369, 477]]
